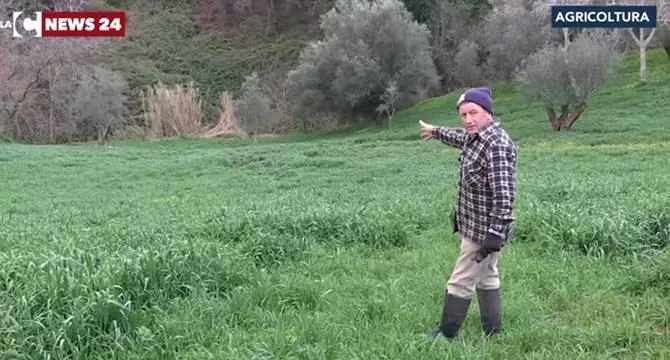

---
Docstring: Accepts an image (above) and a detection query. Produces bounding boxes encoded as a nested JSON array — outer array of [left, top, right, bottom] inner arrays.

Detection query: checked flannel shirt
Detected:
[[432, 120, 517, 247]]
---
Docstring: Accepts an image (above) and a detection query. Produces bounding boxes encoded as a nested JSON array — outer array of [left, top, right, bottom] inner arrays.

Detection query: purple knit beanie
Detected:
[[457, 87, 493, 114]]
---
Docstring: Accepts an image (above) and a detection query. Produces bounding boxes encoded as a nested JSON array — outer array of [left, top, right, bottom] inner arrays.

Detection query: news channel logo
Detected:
[[12, 12, 42, 37]]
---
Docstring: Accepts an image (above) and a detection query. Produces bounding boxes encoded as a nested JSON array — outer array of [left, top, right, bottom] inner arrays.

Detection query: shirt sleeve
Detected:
[[432, 126, 467, 149], [486, 139, 517, 239]]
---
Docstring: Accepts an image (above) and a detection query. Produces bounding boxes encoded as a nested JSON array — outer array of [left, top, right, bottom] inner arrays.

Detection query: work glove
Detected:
[[474, 232, 503, 263]]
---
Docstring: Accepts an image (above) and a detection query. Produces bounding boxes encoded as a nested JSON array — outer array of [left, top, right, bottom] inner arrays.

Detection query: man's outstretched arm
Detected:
[[431, 126, 467, 149]]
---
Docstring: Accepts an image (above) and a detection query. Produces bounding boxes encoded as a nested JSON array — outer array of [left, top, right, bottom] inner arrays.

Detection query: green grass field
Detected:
[[1, 50, 670, 359]]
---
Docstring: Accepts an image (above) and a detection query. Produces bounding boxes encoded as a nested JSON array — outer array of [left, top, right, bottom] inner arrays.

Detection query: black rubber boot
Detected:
[[476, 288, 502, 335], [425, 292, 471, 341]]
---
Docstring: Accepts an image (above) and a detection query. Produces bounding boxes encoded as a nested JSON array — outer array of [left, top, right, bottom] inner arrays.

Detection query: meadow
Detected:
[[1, 50, 669, 359]]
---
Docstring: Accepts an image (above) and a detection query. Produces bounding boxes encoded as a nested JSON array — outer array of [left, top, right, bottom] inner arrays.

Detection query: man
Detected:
[[420, 87, 517, 340]]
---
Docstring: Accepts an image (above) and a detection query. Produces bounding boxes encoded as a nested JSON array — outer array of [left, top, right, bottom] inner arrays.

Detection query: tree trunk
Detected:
[[546, 106, 566, 131], [640, 37, 648, 83], [561, 102, 587, 130], [628, 27, 656, 83], [546, 107, 557, 130], [97, 125, 110, 145], [546, 103, 587, 131]]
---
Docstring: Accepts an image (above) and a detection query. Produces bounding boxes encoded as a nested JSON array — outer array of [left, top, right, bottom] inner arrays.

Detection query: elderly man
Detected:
[[420, 87, 517, 340]]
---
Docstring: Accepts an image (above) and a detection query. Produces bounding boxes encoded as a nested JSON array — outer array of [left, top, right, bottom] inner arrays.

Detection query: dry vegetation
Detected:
[[140, 81, 253, 139], [202, 92, 247, 138], [141, 82, 204, 138]]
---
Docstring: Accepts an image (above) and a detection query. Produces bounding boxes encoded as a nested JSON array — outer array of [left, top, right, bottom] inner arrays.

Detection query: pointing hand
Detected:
[[420, 120, 436, 141]]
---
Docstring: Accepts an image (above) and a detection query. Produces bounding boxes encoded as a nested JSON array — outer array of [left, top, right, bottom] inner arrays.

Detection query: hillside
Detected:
[[1, 48, 669, 358], [6, 0, 669, 145], [101, 0, 326, 120]]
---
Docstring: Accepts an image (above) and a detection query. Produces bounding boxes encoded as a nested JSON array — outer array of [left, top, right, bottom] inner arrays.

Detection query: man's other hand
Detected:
[[473, 233, 503, 263]]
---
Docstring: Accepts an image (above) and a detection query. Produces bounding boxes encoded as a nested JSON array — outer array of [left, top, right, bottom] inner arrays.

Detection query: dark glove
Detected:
[[451, 210, 458, 233], [473, 232, 503, 263]]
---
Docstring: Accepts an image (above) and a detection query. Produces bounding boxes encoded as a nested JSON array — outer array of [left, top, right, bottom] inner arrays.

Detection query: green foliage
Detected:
[[104, 0, 136, 7], [406, 0, 489, 24], [288, 0, 438, 123], [299, 49, 669, 145]]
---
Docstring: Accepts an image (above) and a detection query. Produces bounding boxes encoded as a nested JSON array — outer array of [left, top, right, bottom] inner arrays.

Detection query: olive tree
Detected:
[[287, 0, 438, 127], [514, 29, 623, 131]]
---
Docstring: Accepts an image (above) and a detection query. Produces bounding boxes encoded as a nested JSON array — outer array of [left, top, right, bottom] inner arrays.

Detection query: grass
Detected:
[[1, 49, 670, 359]]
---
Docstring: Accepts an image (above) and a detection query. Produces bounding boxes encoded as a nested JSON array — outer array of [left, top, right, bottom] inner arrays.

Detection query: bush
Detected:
[[70, 65, 129, 144], [141, 82, 204, 138], [287, 0, 438, 127], [233, 72, 286, 135]]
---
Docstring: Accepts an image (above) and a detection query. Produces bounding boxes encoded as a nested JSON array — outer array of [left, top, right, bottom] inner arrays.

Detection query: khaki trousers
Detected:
[[446, 236, 501, 299]]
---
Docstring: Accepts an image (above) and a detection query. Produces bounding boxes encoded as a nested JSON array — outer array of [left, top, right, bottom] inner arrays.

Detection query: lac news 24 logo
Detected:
[[1, 10, 126, 37]]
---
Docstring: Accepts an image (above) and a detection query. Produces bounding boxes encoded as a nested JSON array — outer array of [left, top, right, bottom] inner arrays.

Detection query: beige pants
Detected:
[[446, 236, 501, 299]]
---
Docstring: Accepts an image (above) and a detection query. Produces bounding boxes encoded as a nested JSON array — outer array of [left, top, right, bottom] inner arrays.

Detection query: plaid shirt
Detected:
[[432, 120, 517, 246]]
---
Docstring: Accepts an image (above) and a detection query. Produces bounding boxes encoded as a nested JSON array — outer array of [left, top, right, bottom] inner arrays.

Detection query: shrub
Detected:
[[70, 65, 129, 144], [233, 72, 285, 135], [287, 0, 438, 127]]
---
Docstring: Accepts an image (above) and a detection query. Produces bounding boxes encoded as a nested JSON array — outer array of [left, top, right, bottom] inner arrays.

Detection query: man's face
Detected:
[[459, 101, 492, 134]]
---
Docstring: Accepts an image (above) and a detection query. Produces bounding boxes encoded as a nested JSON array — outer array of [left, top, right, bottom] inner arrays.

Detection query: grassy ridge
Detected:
[[1, 50, 669, 358]]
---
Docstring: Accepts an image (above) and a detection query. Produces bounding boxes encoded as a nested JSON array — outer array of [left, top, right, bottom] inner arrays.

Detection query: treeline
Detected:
[[1, 0, 669, 143]]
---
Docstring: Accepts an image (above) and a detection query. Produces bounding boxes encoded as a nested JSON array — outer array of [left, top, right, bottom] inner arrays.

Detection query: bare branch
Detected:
[[627, 28, 643, 46], [562, 28, 570, 51], [643, 28, 657, 46]]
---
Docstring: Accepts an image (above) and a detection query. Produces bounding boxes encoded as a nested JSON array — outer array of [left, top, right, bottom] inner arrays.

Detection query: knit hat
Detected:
[[457, 87, 493, 114]]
